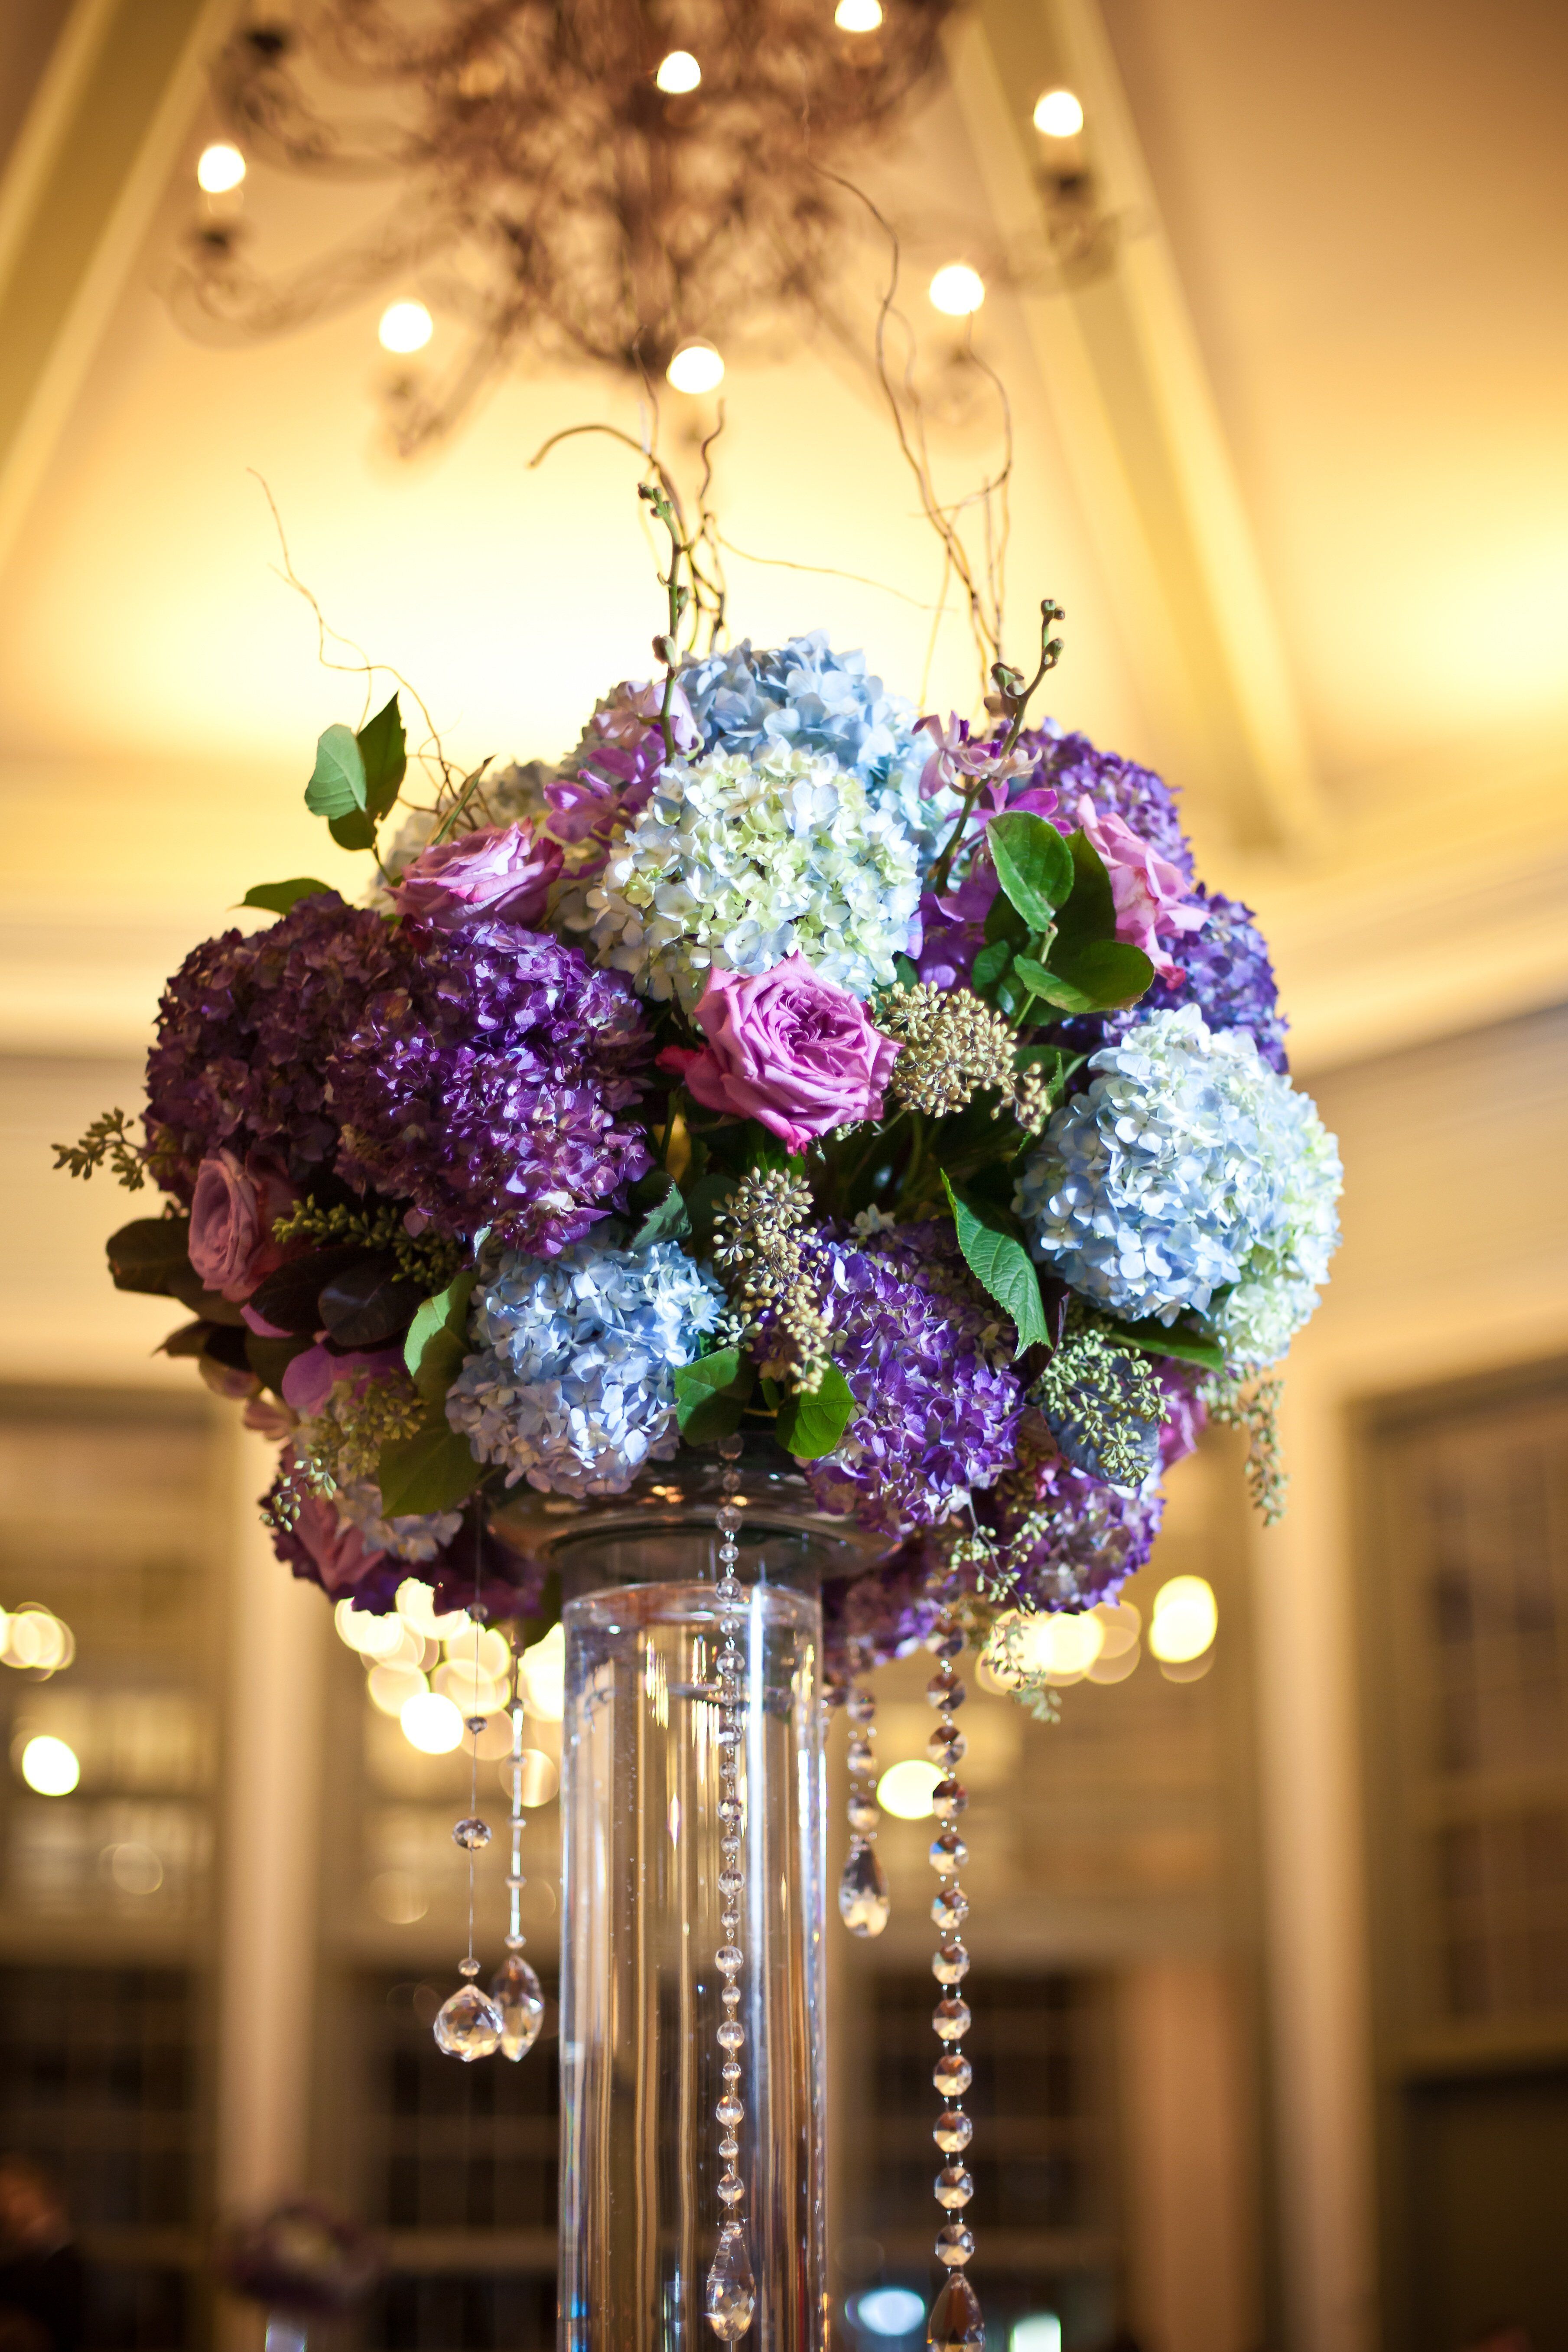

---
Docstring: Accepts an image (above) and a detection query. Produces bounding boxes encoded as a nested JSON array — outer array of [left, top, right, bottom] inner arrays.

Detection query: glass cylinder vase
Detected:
[[561, 1577, 822, 2350]]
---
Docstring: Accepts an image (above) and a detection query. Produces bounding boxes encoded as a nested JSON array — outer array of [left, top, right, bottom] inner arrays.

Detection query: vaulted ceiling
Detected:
[[0, 0, 1562, 1072]]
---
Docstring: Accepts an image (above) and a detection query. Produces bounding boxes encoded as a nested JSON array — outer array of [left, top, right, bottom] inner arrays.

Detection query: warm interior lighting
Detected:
[[655, 49, 702, 93], [1012, 2318, 1064, 2352], [3, 1608, 69, 1671], [395, 1578, 472, 1642], [20, 1735, 79, 1795], [1018, 1611, 1104, 1680], [520, 1622, 566, 1721], [378, 300, 434, 354], [400, 1690, 465, 1753], [855, 2287, 926, 2336], [104, 1841, 163, 1896], [451, 1626, 513, 1681], [368, 1664, 428, 1717], [1031, 88, 1083, 137], [196, 142, 247, 193], [434, 1660, 506, 1717], [1090, 1599, 1140, 1657], [368, 1870, 428, 1925], [334, 1599, 405, 1660], [666, 339, 725, 394], [835, 0, 883, 28], [516, 1748, 560, 1808], [876, 1757, 941, 1819], [928, 262, 986, 316], [1148, 1574, 1218, 1663]]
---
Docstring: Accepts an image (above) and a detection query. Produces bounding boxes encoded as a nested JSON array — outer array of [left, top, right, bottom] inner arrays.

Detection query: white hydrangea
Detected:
[[1015, 1005, 1341, 1365], [446, 1239, 725, 1497], [333, 1479, 464, 1562], [579, 742, 921, 1007]]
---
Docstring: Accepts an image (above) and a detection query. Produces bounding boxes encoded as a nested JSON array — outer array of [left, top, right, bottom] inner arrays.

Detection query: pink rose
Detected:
[[1073, 795, 1207, 984], [281, 1342, 405, 1418], [188, 1151, 299, 1303], [286, 1491, 390, 1597], [391, 821, 564, 930], [658, 954, 899, 1153]]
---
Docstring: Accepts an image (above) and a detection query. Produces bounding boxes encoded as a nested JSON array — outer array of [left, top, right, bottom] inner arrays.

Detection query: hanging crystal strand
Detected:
[[838, 1641, 890, 1936], [924, 1610, 984, 2352], [491, 1636, 545, 2059], [434, 1599, 502, 2061], [705, 1433, 757, 2342]]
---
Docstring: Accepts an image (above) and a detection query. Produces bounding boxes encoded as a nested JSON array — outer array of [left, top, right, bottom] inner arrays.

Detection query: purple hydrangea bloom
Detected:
[[789, 1221, 1024, 1535], [973, 1451, 1165, 1611], [268, 1479, 547, 1621], [1117, 886, 1288, 1070], [1014, 725, 1195, 883], [329, 920, 653, 1253], [145, 892, 403, 1193], [820, 1532, 945, 1681]]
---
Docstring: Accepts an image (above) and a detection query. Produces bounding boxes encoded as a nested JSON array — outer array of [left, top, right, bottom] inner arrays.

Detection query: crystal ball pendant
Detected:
[[433, 1983, 504, 2061], [489, 1953, 545, 2061]]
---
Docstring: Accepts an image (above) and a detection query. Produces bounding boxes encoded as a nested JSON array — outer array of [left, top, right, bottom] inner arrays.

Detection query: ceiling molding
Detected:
[[944, 0, 1326, 856], [0, 0, 221, 577]]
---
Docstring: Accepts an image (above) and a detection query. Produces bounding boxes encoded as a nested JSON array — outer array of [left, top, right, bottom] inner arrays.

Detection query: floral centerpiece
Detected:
[[60, 534, 1340, 1707]]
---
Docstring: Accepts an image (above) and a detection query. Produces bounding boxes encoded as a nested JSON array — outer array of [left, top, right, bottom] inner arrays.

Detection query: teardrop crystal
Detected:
[[837, 1839, 890, 1938], [489, 1952, 544, 2061], [927, 2271, 984, 2351], [432, 1983, 503, 2062], [705, 2224, 756, 2341]]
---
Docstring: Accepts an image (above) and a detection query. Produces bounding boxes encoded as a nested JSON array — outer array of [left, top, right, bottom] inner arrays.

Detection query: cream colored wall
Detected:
[[1252, 1004, 1568, 2352]]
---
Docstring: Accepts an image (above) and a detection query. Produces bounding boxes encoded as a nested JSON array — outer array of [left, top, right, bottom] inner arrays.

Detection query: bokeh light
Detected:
[[928, 262, 986, 316], [666, 339, 725, 394], [400, 1691, 465, 1753], [520, 1622, 565, 1721], [1149, 1575, 1218, 1663], [655, 49, 701, 93], [378, 300, 434, 354], [877, 1758, 942, 1819], [20, 1735, 79, 1795], [196, 142, 247, 193], [1032, 88, 1084, 137]]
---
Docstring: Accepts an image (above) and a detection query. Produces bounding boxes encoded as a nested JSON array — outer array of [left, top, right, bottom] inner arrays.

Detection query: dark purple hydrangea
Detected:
[[972, 1450, 1164, 1611], [329, 920, 653, 1253], [820, 1533, 945, 1681], [1050, 886, 1288, 1075], [268, 1482, 547, 1621], [145, 892, 403, 1193], [1014, 725, 1195, 883], [787, 1221, 1024, 1536]]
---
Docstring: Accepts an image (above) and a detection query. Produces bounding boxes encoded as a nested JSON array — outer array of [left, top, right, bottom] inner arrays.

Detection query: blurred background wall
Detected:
[[0, 3, 1563, 2350]]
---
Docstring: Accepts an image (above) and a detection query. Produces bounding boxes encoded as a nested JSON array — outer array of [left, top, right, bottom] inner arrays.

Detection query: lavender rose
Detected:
[[659, 954, 899, 1152], [390, 820, 564, 930], [187, 1150, 298, 1301]]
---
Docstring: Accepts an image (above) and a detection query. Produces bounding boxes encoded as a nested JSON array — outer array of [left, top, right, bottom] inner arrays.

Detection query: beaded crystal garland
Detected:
[[706, 1433, 758, 2341], [838, 1655, 891, 1937], [432, 1622, 544, 2065], [924, 1613, 985, 2352]]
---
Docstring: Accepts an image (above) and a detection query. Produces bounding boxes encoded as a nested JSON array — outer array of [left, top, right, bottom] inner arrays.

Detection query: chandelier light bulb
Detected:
[[666, 338, 725, 394], [196, 141, 247, 193], [655, 49, 702, 94], [378, 299, 434, 354], [1032, 88, 1084, 137], [928, 262, 986, 316], [835, 0, 884, 29]]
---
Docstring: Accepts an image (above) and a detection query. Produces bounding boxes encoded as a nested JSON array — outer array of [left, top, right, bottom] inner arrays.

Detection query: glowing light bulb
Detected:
[[876, 1758, 942, 1819], [666, 339, 725, 394], [1018, 1611, 1104, 1681], [20, 1735, 79, 1795], [197, 142, 247, 193], [400, 1691, 465, 1753], [1032, 88, 1084, 137], [1149, 1574, 1218, 1663], [835, 0, 883, 28], [655, 50, 701, 93], [928, 263, 986, 316], [378, 300, 433, 354], [334, 1599, 405, 1659]]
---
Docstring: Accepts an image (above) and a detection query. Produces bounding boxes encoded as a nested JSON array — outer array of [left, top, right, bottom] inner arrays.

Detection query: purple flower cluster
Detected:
[[269, 1480, 547, 1621], [974, 1450, 1165, 1611], [820, 1532, 946, 1681], [1014, 726, 1195, 883], [1122, 886, 1288, 1070], [145, 892, 402, 1192], [332, 921, 653, 1253], [797, 1221, 1024, 1534]]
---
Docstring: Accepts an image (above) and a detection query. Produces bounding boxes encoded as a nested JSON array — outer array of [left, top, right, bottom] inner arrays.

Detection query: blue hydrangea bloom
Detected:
[[678, 632, 961, 867], [447, 1240, 724, 1497], [1015, 1005, 1341, 1362]]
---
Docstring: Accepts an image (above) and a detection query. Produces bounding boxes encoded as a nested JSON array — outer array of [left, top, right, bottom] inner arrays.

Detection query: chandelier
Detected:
[[171, 0, 960, 450]]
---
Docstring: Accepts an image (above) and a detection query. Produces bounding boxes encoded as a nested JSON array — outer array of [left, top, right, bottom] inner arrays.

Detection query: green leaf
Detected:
[[969, 938, 1013, 991], [628, 1170, 690, 1252], [940, 1172, 1050, 1355], [1102, 1316, 1225, 1370], [329, 808, 378, 853], [404, 1271, 478, 1410], [1049, 938, 1155, 1011], [987, 813, 1075, 934], [356, 694, 407, 821], [241, 878, 333, 917], [773, 1363, 856, 1459], [107, 1216, 192, 1296], [674, 1347, 754, 1443], [377, 1417, 483, 1516], [983, 889, 1030, 950], [304, 723, 366, 820], [892, 951, 919, 988], [1053, 828, 1118, 957]]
